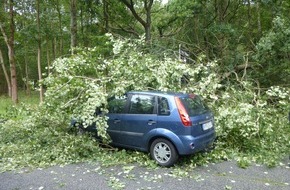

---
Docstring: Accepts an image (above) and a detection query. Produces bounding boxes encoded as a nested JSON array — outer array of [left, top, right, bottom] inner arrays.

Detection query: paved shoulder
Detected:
[[0, 160, 289, 190]]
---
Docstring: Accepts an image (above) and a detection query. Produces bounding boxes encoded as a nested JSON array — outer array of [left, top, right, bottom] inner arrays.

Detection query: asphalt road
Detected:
[[0, 159, 289, 190]]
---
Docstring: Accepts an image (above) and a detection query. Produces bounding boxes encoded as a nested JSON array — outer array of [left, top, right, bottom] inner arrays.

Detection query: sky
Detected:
[[162, 0, 169, 4]]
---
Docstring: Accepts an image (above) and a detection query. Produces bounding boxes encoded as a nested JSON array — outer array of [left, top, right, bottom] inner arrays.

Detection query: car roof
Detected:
[[128, 90, 190, 98]]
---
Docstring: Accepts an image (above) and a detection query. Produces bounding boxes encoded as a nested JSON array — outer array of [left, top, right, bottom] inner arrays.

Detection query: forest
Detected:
[[0, 0, 289, 171], [0, 0, 289, 99]]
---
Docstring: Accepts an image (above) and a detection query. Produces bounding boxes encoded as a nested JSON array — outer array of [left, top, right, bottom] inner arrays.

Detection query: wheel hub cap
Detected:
[[154, 142, 171, 163]]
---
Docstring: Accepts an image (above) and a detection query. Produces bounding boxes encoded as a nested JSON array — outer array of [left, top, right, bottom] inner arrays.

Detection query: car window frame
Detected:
[[157, 96, 171, 116], [107, 94, 129, 114], [127, 93, 157, 115]]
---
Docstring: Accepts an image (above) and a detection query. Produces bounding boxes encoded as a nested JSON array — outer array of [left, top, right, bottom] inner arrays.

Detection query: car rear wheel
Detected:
[[150, 138, 179, 167]]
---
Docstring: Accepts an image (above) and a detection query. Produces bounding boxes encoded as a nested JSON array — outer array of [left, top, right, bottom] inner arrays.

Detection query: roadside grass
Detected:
[[0, 92, 158, 172], [0, 91, 39, 118], [0, 95, 13, 117]]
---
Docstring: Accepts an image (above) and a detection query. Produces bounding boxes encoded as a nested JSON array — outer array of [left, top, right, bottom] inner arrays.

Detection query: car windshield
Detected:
[[180, 95, 209, 116]]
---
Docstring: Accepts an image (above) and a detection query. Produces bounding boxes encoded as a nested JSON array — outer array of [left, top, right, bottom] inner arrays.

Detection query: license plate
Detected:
[[202, 121, 213, 130]]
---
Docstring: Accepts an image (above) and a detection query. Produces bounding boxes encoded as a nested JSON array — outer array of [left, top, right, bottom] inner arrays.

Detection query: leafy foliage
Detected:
[[0, 36, 289, 173], [214, 82, 290, 165], [254, 17, 290, 86], [43, 34, 220, 141]]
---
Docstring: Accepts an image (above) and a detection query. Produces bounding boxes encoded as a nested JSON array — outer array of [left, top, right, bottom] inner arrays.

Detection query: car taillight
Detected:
[[174, 97, 192, 127]]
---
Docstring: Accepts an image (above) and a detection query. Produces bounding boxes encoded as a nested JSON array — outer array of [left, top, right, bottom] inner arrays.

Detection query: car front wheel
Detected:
[[150, 138, 179, 167]]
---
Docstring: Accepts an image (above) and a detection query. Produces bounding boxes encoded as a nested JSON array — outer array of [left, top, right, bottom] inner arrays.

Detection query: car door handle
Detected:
[[114, 119, 121, 124], [148, 120, 156, 126]]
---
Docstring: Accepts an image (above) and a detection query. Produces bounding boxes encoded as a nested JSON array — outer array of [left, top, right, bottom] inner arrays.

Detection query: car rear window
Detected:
[[158, 97, 170, 116], [179, 95, 209, 116]]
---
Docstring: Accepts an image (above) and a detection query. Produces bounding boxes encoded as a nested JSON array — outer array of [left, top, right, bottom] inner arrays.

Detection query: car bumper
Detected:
[[177, 130, 216, 155]]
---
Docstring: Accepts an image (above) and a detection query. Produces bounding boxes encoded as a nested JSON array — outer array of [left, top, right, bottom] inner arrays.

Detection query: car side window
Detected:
[[108, 96, 127, 114], [158, 97, 170, 116], [129, 94, 155, 114]]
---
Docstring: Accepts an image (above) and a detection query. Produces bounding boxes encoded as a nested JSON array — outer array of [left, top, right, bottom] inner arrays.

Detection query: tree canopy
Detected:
[[0, 0, 289, 95]]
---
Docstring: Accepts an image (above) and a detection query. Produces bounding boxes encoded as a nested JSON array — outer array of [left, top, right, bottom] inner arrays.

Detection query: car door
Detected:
[[120, 94, 157, 148], [107, 95, 128, 144]]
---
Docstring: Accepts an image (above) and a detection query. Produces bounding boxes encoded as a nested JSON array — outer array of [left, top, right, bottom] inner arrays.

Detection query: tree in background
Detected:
[[0, 48, 11, 96], [255, 17, 290, 86], [36, 0, 44, 102], [0, 0, 18, 104], [0, 0, 289, 99], [70, 0, 77, 53], [119, 0, 154, 43]]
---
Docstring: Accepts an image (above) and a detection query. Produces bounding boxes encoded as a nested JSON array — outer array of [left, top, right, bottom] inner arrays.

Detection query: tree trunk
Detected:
[[144, 0, 153, 42], [37, 0, 44, 103], [103, 0, 109, 32], [247, 0, 251, 26], [46, 37, 50, 75], [56, 0, 63, 56], [0, 0, 18, 103], [215, 0, 230, 58], [9, 43, 17, 103], [52, 38, 56, 61], [119, 0, 153, 43], [80, 4, 84, 44], [256, 0, 262, 35], [0, 48, 11, 97], [70, 0, 77, 53], [24, 45, 31, 95]]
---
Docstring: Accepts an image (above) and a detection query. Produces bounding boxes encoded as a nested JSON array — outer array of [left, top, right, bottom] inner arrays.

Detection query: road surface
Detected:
[[0, 159, 289, 190]]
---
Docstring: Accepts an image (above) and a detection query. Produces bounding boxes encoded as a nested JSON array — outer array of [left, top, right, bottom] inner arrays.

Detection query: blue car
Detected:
[[74, 91, 216, 167]]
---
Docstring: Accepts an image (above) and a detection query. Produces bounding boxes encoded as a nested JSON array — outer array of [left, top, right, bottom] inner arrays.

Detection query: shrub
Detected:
[[214, 82, 290, 166], [254, 17, 290, 86]]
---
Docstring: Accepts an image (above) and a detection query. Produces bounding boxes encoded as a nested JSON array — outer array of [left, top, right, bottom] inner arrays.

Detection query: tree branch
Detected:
[[110, 25, 140, 37], [223, 63, 253, 79], [119, 0, 146, 27]]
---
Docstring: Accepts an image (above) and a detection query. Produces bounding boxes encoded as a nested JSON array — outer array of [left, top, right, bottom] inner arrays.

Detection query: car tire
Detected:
[[150, 138, 179, 167]]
